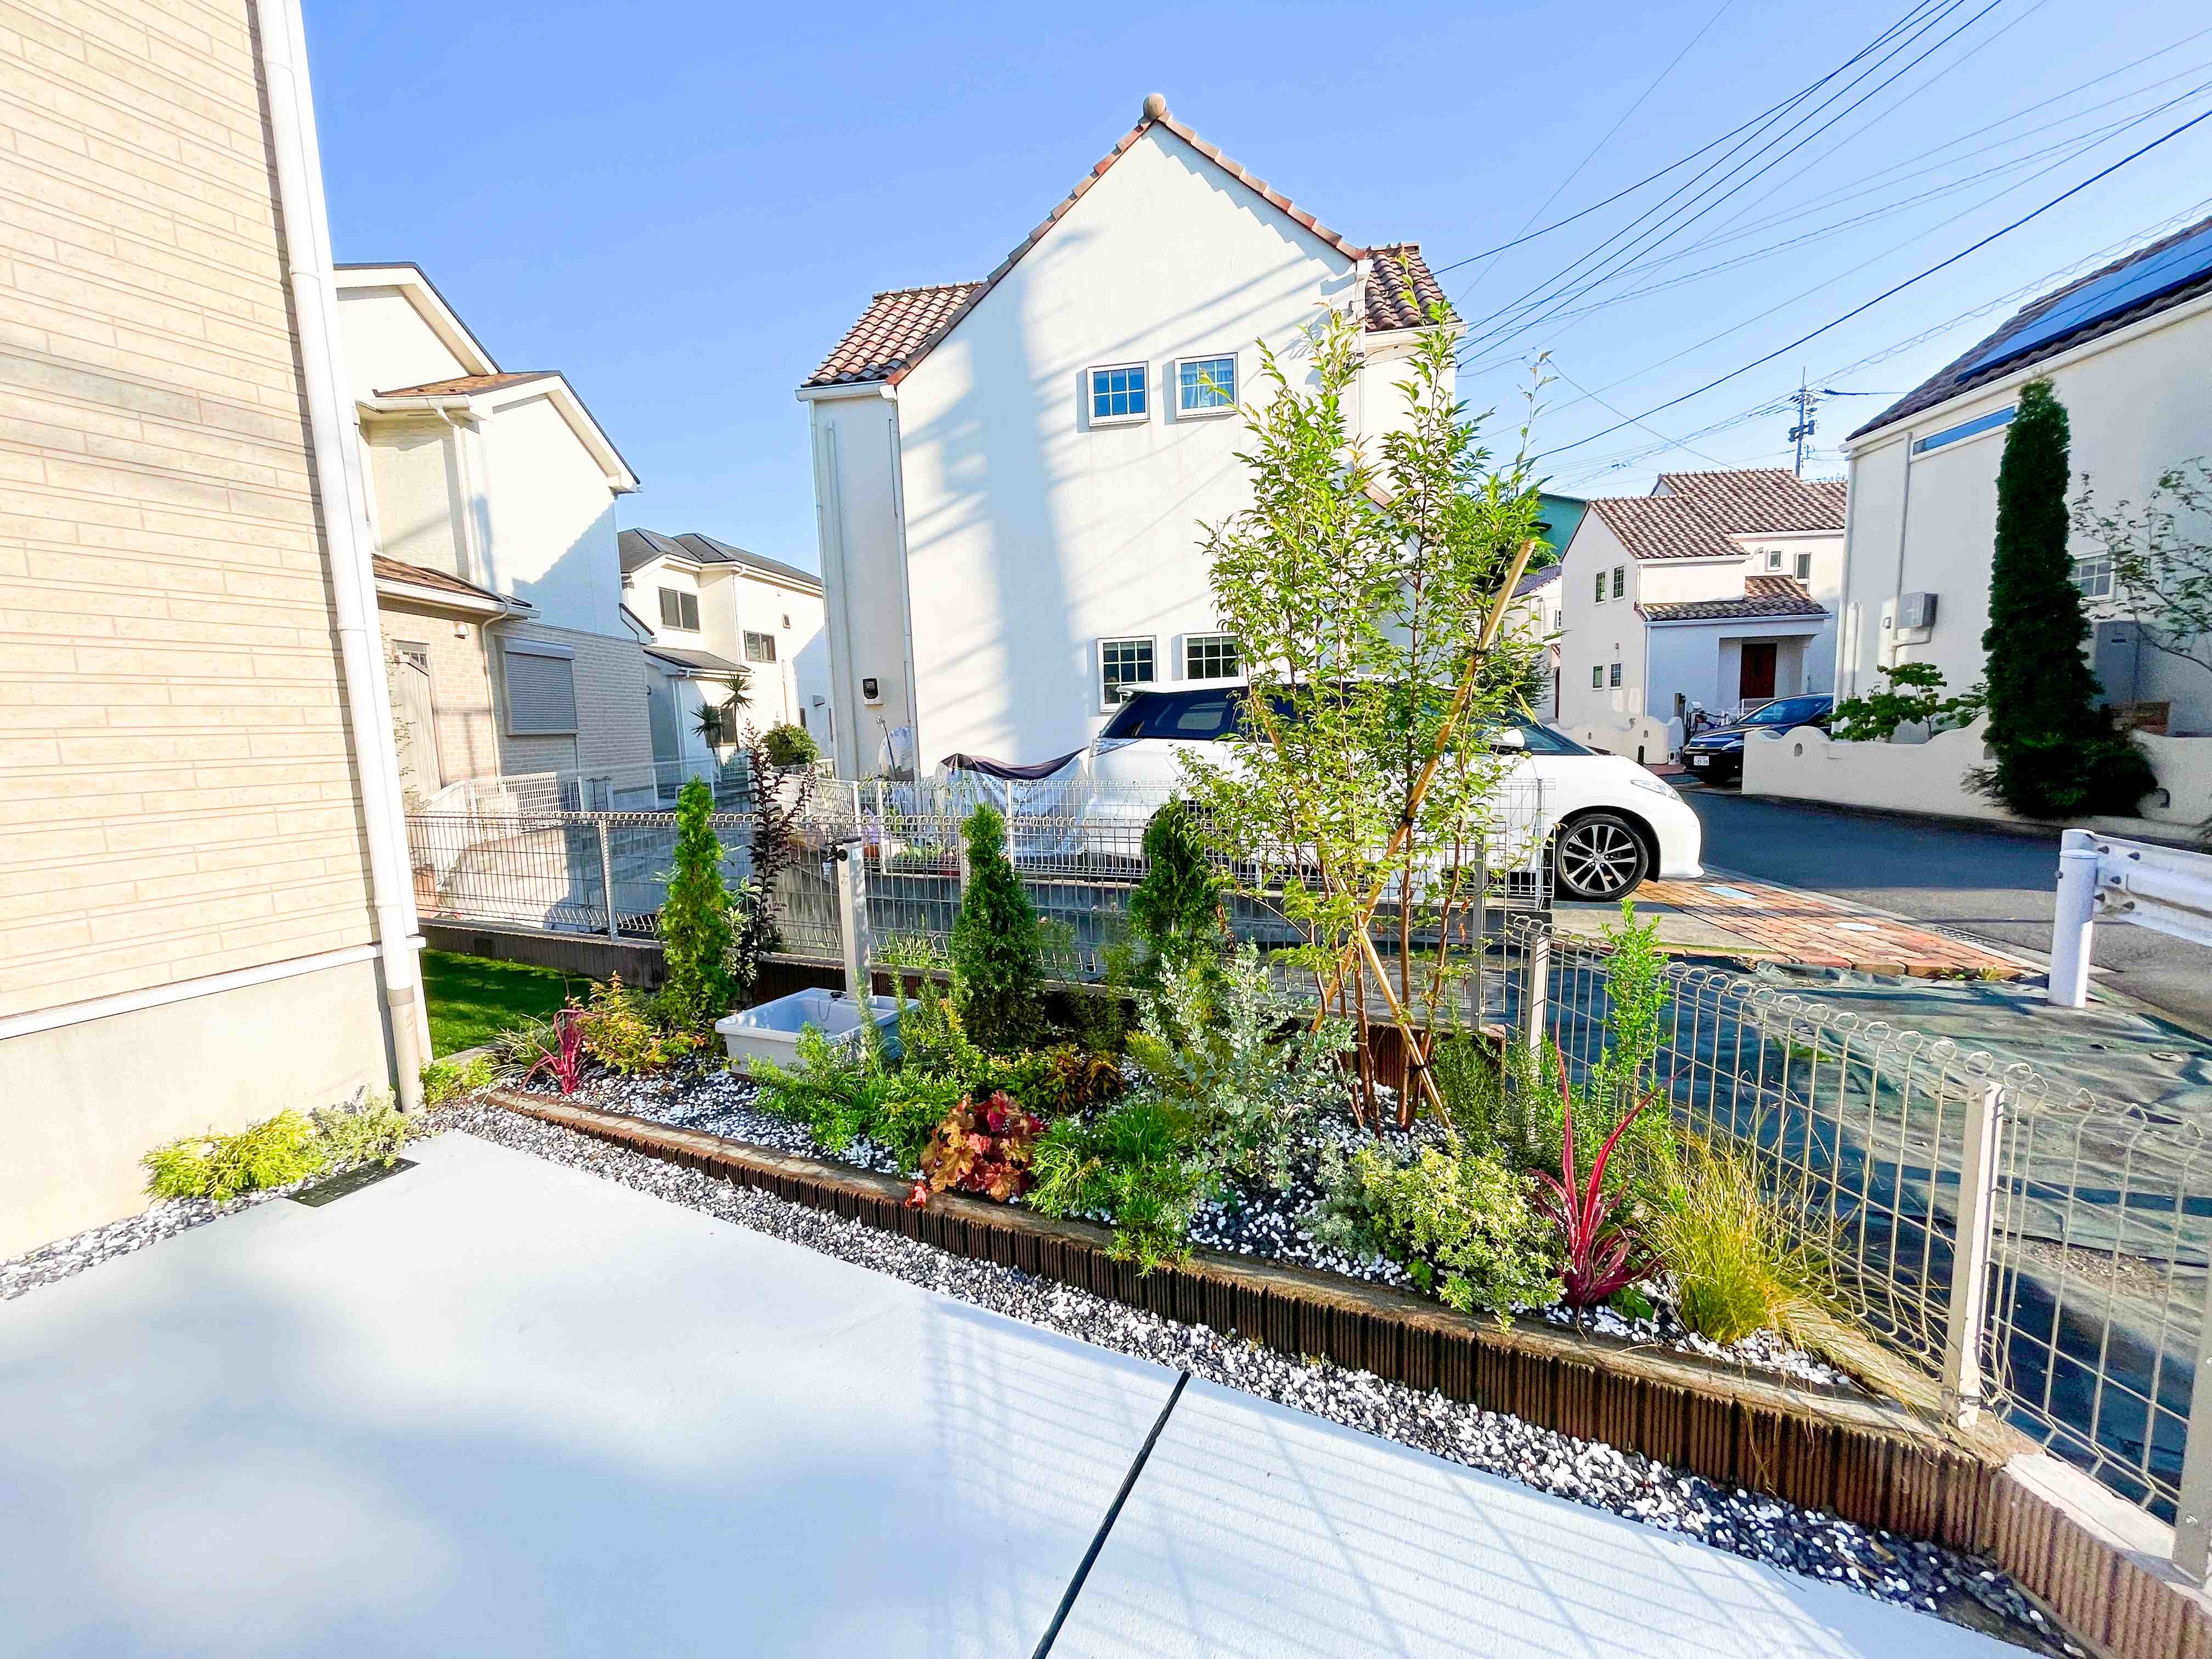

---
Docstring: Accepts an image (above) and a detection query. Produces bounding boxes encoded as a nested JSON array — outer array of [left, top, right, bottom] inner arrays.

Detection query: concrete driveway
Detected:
[[0, 1133, 2014, 1657], [1685, 786, 2212, 1034]]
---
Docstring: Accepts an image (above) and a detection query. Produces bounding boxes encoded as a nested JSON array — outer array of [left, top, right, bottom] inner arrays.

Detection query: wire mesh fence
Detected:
[[1500, 914, 2210, 1536]]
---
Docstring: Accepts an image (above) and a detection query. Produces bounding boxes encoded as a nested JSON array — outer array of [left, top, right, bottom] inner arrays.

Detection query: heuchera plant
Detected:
[[907, 1091, 1041, 1207], [525, 1005, 589, 1096], [1532, 1051, 1652, 1307]]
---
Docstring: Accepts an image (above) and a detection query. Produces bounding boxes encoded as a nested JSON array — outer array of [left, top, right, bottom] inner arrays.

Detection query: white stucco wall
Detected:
[[809, 390, 911, 775], [1835, 292, 2212, 729], [336, 285, 471, 400], [1556, 516, 1647, 730], [477, 390, 624, 637]]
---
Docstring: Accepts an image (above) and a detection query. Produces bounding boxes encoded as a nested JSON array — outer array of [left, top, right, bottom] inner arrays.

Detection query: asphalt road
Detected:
[[1681, 785, 2212, 1035]]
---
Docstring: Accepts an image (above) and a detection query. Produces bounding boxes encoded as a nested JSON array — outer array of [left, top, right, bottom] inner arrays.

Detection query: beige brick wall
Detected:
[[380, 600, 499, 793], [0, 0, 380, 1020]]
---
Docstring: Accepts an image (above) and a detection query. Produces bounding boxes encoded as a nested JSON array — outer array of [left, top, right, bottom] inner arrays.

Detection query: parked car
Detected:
[[1679, 694, 1833, 787], [1048, 686, 1702, 902]]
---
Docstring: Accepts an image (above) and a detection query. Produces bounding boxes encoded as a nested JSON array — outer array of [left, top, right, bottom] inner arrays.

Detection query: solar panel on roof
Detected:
[[1957, 222, 2212, 379]]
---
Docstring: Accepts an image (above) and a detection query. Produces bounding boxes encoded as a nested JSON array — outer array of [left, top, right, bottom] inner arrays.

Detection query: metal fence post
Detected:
[[1523, 926, 1551, 1054], [2174, 1288, 2212, 1579], [596, 819, 619, 940], [834, 835, 871, 1003], [2048, 832, 2099, 1007], [1940, 1077, 2005, 1427]]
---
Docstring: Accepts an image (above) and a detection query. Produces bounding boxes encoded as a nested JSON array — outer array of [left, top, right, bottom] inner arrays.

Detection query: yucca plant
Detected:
[[1532, 1046, 1652, 1308]]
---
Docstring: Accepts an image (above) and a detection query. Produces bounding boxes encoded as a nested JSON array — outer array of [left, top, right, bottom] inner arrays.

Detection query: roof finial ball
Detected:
[[1142, 92, 1169, 122]]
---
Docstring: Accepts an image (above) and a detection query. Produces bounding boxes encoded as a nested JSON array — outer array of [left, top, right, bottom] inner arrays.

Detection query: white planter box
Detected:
[[715, 989, 902, 1071]]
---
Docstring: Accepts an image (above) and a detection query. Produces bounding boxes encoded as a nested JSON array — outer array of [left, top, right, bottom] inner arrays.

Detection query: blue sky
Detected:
[[307, 0, 2212, 573]]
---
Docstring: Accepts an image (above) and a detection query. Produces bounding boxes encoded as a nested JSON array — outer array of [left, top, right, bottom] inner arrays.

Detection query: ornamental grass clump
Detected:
[[1030, 1096, 1206, 1271], [1654, 1138, 1835, 1345]]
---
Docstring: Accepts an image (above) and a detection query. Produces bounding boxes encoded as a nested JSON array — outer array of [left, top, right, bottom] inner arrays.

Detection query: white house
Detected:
[[1831, 213, 2212, 735], [617, 528, 830, 774], [796, 94, 1462, 776], [1554, 469, 1844, 754], [335, 263, 655, 805], [1506, 563, 1564, 721]]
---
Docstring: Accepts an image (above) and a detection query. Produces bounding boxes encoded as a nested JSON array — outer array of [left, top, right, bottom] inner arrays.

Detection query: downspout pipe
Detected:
[[256, 0, 426, 1111]]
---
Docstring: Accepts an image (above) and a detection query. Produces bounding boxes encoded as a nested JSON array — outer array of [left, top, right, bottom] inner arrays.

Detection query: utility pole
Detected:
[[1788, 369, 1817, 477]]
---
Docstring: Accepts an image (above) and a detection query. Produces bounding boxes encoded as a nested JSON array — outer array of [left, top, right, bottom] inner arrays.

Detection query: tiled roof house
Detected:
[[795, 95, 1463, 773]]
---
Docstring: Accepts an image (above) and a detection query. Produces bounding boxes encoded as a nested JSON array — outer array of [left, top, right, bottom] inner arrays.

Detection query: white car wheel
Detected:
[[1554, 812, 1651, 902]]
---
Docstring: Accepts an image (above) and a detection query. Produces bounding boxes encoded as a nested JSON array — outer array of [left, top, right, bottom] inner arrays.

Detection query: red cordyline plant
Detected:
[[525, 1005, 588, 1096], [1532, 1045, 1654, 1308], [907, 1092, 1041, 1209]]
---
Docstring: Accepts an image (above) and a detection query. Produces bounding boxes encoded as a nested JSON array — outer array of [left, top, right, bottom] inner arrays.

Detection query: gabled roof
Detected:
[[1853, 210, 2212, 441], [801, 96, 1453, 392], [1512, 563, 1561, 597], [1588, 495, 1741, 562], [619, 527, 823, 593], [335, 262, 499, 377], [1639, 574, 1827, 623], [1650, 469, 1846, 535]]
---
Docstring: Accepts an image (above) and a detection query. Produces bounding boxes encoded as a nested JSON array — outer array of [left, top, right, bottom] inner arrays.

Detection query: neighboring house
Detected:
[[1555, 469, 1844, 751], [0, 0, 420, 1254], [1534, 492, 1589, 563], [332, 263, 656, 805], [1836, 212, 2212, 737], [617, 528, 830, 775], [798, 95, 1462, 776], [1506, 563, 1565, 721]]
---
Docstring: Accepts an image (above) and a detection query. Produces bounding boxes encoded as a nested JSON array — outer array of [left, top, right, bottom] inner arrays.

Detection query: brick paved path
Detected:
[[1634, 877, 2032, 979]]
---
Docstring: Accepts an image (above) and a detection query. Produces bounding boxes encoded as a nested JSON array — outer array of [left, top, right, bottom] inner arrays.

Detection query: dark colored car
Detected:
[[1679, 694, 1833, 786]]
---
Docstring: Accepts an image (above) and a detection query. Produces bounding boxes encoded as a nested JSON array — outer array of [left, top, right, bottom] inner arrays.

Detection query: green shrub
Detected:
[[143, 1110, 326, 1202], [1030, 1096, 1205, 1270], [1310, 1142, 1560, 1318], [1128, 800, 1226, 979], [1653, 1139, 1833, 1345], [1127, 941, 1350, 1188], [1585, 903, 1679, 1202], [312, 1091, 416, 1168], [752, 1024, 868, 1145], [420, 1054, 496, 1105], [897, 977, 989, 1092], [659, 777, 735, 1025], [983, 1044, 1123, 1116], [950, 803, 1042, 1051], [867, 1076, 967, 1168], [578, 975, 698, 1074], [760, 722, 820, 769], [1431, 1034, 1555, 1174]]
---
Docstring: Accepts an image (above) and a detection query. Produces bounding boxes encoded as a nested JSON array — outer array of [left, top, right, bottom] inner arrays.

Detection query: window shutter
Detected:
[[506, 650, 578, 735]]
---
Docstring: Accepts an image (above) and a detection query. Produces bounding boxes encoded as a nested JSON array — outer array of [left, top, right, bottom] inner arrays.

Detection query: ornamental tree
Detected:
[[659, 776, 735, 1025], [950, 802, 1042, 1051]]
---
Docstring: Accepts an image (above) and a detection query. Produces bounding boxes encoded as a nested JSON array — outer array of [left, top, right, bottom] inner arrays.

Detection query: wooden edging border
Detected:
[[485, 1088, 2207, 1659]]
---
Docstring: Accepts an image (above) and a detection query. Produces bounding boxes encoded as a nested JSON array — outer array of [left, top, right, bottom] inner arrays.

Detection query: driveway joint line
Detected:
[[1030, 1369, 1190, 1658]]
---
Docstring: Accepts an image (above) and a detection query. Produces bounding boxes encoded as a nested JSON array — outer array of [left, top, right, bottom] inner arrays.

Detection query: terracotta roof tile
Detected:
[[1364, 244, 1453, 331], [1589, 495, 1741, 561], [1651, 468, 1846, 534], [1853, 211, 2212, 440], [803, 100, 1452, 392], [1639, 574, 1826, 622], [372, 554, 522, 607], [375, 371, 558, 398]]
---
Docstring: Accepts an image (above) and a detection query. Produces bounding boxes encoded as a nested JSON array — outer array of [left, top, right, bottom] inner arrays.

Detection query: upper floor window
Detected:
[[1184, 633, 1239, 680], [658, 588, 699, 631], [1611, 565, 1626, 600], [1099, 635, 1155, 707], [1593, 571, 1607, 603], [1609, 662, 1623, 687], [1590, 664, 1604, 688], [1764, 550, 1784, 571], [1089, 363, 1148, 425], [1911, 405, 2016, 455], [1176, 355, 1237, 416], [744, 630, 777, 663], [2072, 553, 2113, 600], [1795, 550, 1814, 581]]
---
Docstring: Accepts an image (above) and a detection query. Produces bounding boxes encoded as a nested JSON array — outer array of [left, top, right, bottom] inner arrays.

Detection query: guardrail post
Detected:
[[596, 819, 619, 940], [834, 836, 871, 1004], [1940, 1077, 2005, 1427], [2175, 1285, 2212, 1579], [1523, 926, 1550, 1054], [2048, 831, 2099, 1008]]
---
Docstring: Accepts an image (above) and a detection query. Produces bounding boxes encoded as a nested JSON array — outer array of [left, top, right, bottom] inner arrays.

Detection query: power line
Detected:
[[1429, 1, 1949, 281], [1534, 103, 2212, 461]]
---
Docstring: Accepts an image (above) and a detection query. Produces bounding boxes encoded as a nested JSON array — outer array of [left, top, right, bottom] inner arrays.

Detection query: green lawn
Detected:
[[422, 950, 590, 1057]]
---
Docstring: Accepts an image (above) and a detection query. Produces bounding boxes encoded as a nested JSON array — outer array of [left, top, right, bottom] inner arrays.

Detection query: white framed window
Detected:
[[1795, 550, 1813, 580], [2072, 553, 2114, 599], [1175, 354, 1238, 416], [1764, 550, 1784, 571], [1183, 633, 1239, 680], [504, 640, 578, 736], [658, 587, 698, 630], [1611, 566, 1626, 600], [744, 630, 777, 663], [1593, 571, 1606, 603], [1590, 664, 1603, 689], [1088, 362, 1149, 426], [1912, 405, 2016, 455], [1099, 635, 1156, 707], [1609, 662, 1623, 688]]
